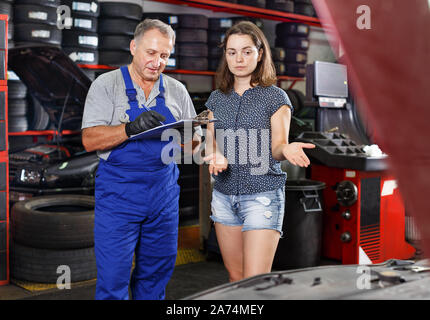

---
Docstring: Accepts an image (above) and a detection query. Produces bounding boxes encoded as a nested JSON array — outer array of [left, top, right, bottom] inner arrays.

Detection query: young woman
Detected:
[[203, 21, 315, 282]]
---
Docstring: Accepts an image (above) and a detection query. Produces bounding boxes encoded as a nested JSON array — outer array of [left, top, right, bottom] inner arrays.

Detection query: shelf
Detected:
[[78, 64, 304, 82], [8, 130, 80, 136], [150, 0, 321, 26]]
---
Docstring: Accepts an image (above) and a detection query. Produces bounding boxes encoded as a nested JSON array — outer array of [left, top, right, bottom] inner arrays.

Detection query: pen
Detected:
[[141, 104, 165, 125]]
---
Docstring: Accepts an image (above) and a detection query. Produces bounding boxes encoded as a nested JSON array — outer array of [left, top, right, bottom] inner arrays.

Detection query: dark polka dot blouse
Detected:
[[206, 85, 293, 195]]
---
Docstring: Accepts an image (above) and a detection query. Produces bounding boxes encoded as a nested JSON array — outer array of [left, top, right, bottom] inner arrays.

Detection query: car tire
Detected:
[[176, 28, 207, 43], [8, 80, 27, 99], [8, 115, 28, 132], [208, 17, 234, 31], [62, 46, 99, 65], [11, 195, 95, 250], [276, 22, 310, 37], [13, 4, 58, 26], [99, 35, 132, 51], [10, 241, 97, 283], [285, 63, 306, 77], [266, 0, 294, 12], [0, 1, 12, 20], [61, 0, 100, 17], [177, 43, 208, 57], [14, 23, 62, 46], [284, 49, 307, 63], [62, 30, 98, 49], [275, 36, 309, 50], [27, 96, 50, 130], [178, 57, 208, 71], [294, 3, 315, 16], [14, 0, 61, 7], [208, 45, 223, 58], [207, 31, 225, 46], [99, 1, 142, 21], [272, 47, 286, 62], [99, 50, 132, 67], [65, 14, 98, 32], [8, 98, 28, 116], [237, 0, 266, 8], [98, 18, 138, 36], [177, 14, 208, 29]]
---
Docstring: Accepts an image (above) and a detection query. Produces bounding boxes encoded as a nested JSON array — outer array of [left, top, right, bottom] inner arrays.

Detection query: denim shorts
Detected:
[[210, 187, 285, 235]]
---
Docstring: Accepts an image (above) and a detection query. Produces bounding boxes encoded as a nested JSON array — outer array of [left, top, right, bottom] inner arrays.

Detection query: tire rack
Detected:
[[0, 14, 8, 286]]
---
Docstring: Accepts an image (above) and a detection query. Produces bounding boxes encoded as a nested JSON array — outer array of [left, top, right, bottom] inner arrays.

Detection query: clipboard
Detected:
[[128, 119, 218, 140]]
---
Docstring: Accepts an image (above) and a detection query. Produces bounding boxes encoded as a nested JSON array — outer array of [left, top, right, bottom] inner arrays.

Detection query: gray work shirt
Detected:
[[82, 68, 197, 160], [206, 85, 293, 195]]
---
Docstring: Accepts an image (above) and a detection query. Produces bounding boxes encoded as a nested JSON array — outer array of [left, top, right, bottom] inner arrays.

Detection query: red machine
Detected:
[[311, 164, 415, 264], [297, 61, 415, 265]]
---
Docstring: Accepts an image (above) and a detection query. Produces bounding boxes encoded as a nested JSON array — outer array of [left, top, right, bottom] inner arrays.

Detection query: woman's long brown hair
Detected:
[[216, 21, 277, 94]]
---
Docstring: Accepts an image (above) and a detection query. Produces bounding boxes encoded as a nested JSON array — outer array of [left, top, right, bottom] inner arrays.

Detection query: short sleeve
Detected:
[[270, 87, 294, 116], [205, 90, 219, 113], [81, 77, 114, 129]]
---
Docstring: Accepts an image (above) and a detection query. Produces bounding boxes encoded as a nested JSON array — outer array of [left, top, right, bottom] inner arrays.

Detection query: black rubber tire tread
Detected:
[[10, 241, 97, 283], [14, 0, 61, 7], [98, 18, 138, 36], [237, 0, 266, 8], [11, 195, 95, 249], [207, 31, 225, 45], [178, 57, 208, 71], [13, 4, 58, 26], [27, 96, 50, 130], [8, 20, 13, 40], [294, 3, 315, 16], [66, 14, 98, 32], [141, 12, 178, 29], [208, 17, 234, 31], [284, 49, 307, 63], [99, 34, 132, 51], [275, 36, 309, 49], [7, 80, 27, 99], [233, 17, 264, 29], [99, 50, 132, 67], [266, 0, 294, 12], [99, 1, 142, 21], [284, 63, 306, 77], [61, 29, 98, 48], [276, 22, 310, 37], [62, 46, 99, 64], [8, 115, 28, 132], [61, 0, 100, 17], [271, 47, 286, 62], [0, 1, 12, 20], [8, 98, 28, 116], [177, 14, 208, 29], [274, 61, 285, 75], [176, 28, 207, 43], [14, 23, 62, 45], [177, 43, 208, 57], [294, 0, 312, 5]]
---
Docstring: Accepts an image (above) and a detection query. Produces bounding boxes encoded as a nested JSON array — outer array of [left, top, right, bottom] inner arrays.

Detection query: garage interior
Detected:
[[0, 0, 428, 300]]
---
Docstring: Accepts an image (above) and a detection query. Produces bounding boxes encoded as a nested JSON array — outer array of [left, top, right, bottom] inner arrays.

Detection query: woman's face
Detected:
[[225, 34, 262, 79]]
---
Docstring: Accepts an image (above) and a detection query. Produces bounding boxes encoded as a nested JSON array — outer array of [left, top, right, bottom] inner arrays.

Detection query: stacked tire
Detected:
[[273, 22, 310, 77], [207, 17, 233, 72], [7, 73, 29, 132], [13, 0, 62, 47], [98, 1, 142, 67], [61, 0, 100, 81], [0, 0, 13, 48], [10, 195, 97, 283], [237, 0, 265, 8], [293, 0, 316, 17], [265, 0, 294, 13], [176, 14, 208, 71], [141, 12, 178, 70]]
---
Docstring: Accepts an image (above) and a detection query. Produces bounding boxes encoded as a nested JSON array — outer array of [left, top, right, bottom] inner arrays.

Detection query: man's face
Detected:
[[130, 28, 173, 82]]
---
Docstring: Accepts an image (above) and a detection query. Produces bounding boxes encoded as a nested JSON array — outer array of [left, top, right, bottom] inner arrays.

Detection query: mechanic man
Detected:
[[81, 19, 199, 300]]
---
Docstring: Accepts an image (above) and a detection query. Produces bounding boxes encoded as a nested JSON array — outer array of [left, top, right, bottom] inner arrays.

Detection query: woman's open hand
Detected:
[[282, 142, 315, 167], [203, 152, 228, 175]]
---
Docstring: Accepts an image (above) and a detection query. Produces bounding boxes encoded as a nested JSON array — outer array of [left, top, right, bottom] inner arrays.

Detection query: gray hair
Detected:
[[134, 19, 176, 44]]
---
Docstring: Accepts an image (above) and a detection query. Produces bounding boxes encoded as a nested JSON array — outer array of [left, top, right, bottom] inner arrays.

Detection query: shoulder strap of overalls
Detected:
[[120, 66, 139, 110]]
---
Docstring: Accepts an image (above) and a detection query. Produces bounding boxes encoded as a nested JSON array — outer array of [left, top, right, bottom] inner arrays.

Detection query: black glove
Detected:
[[124, 110, 166, 137]]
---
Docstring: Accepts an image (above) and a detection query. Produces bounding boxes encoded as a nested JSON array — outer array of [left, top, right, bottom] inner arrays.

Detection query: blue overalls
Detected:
[[94, 66, 180, 300]]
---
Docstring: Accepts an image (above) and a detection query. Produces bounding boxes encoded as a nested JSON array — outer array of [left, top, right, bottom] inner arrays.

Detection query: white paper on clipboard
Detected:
[[128, 119, 218, 140]]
